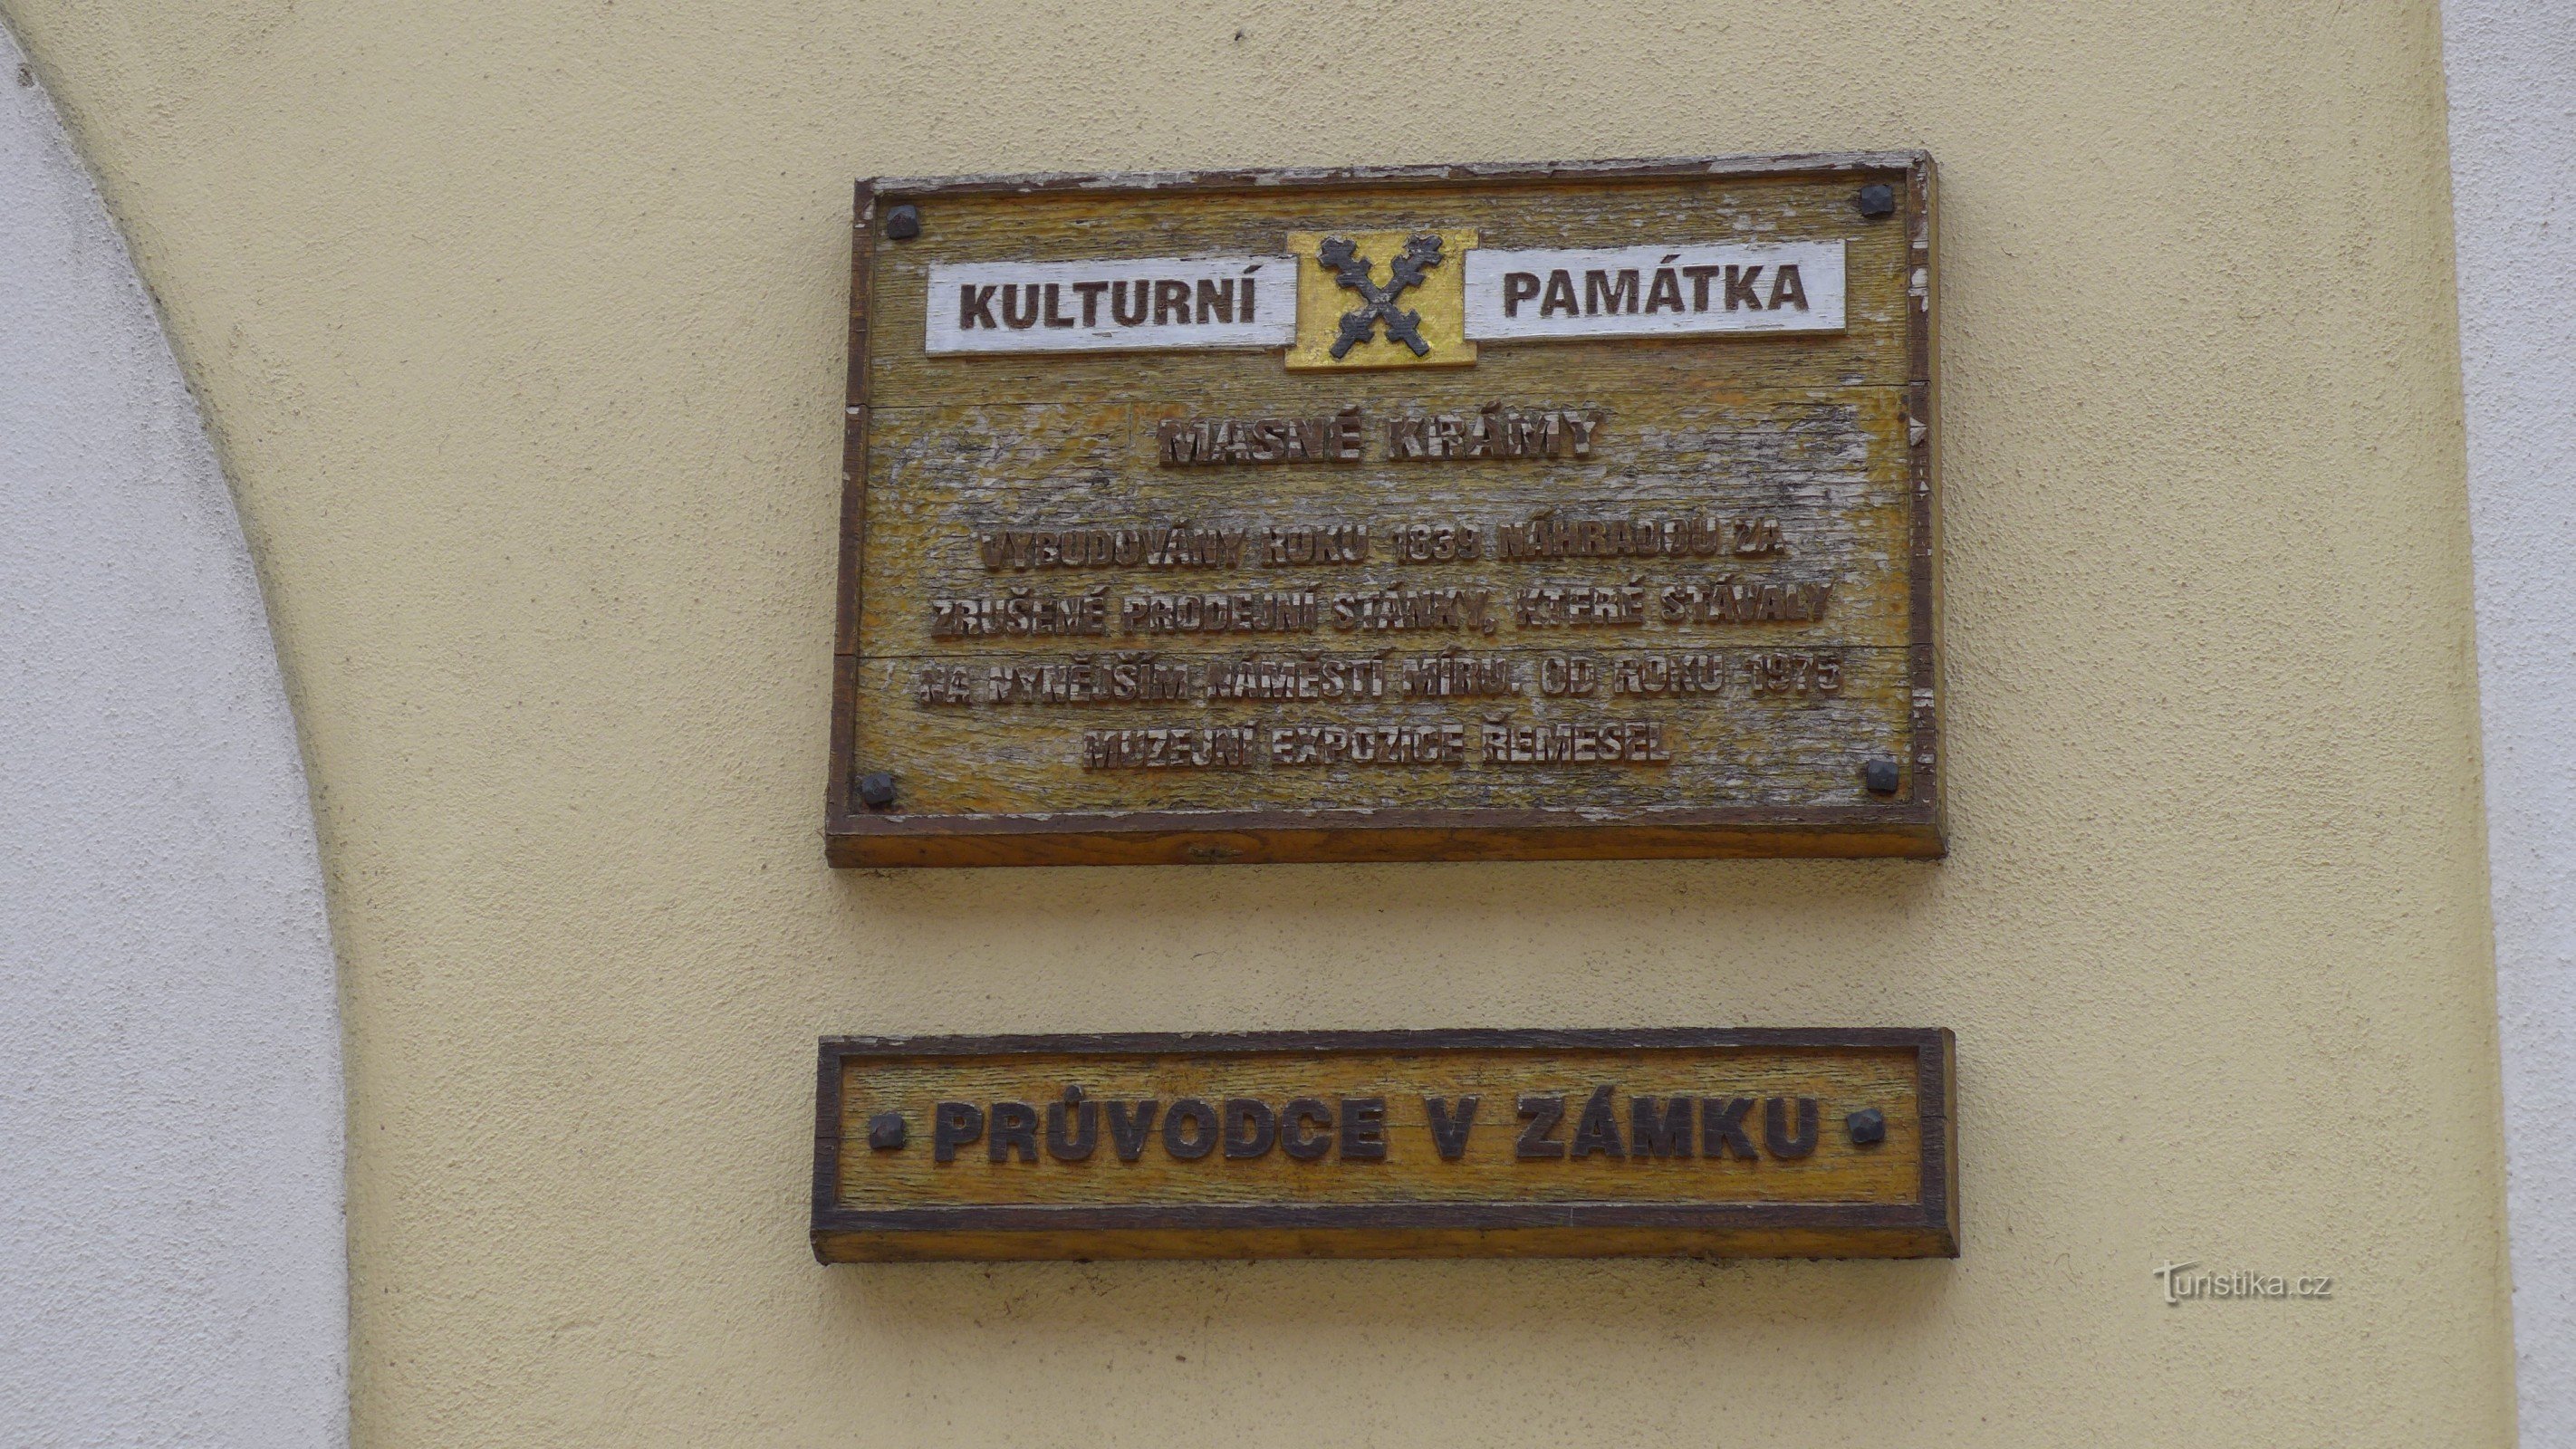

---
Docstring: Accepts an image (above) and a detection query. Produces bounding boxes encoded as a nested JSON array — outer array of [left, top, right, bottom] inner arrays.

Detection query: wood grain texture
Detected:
[[859, 648, 1909, 815], [811, 1028, 1958, 1261], [827, 154, 1943, 867], [862, 178, 1912, 408]]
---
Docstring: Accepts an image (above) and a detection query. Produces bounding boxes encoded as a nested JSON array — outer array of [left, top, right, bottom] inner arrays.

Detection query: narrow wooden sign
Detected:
[[831, 151, 1943, 867], [811, 1028, 1957, 1262]]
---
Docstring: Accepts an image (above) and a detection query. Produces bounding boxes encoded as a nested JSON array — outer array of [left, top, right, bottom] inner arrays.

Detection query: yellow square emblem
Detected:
[[1283, 227, 1478, 370]]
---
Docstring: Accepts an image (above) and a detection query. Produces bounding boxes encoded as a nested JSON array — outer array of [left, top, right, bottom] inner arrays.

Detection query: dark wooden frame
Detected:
[[829, 151, 1943, 867], [812, 1026, 1958, 1262]]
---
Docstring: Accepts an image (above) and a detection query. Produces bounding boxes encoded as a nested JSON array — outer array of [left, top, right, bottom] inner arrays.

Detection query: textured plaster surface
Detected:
[[0, 22, 347, 1448], [0, 1, 2512, 1444], [2445, 2, 2576, 1442]]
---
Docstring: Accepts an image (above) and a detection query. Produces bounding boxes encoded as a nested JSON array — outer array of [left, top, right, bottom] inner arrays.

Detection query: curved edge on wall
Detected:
[[2443, 2, 2576, 1444], [0, 21, 349, 1449]]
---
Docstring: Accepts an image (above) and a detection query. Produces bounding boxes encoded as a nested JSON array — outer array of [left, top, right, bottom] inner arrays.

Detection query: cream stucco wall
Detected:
[[3, 2, 2512, 1444]]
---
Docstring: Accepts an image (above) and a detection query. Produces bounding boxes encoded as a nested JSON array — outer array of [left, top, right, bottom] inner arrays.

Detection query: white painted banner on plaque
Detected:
[[1462, 242, 1845, 341], [925, 256, 1297, 354]]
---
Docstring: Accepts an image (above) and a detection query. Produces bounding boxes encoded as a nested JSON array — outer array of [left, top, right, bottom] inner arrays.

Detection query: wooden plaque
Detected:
[[830, 152, 1943, 867], [811, 1029, 1958, 1262]]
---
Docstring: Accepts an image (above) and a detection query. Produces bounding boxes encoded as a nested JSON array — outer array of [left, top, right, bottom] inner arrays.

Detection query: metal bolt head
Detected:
[[867, 1112, 908, 1150], [1862, 758, 1902, 794], [857, 772, 898, 810], [884, 204, 920, 241], [1856, 183, 1897, 218], [1846, 1107, 1887, 1147]]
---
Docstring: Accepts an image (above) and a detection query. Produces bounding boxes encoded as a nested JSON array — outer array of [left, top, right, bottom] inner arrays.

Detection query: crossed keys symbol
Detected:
[[1316, 234, 1447, 359]]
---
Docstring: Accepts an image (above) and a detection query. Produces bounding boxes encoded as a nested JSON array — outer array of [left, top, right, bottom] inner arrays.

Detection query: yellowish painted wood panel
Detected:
[[833, 1046, 1927, 1209]]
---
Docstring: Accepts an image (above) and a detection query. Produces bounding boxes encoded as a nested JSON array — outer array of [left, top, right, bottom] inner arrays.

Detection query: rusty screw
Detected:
[[884, 204, 920, 241], [1856, 183, 1896, 219], [858, 772, 898, 810], [1862, 758, 1901, 794], [1846, 1107, 1887, 1147], [867, 1112, 908, 1150]]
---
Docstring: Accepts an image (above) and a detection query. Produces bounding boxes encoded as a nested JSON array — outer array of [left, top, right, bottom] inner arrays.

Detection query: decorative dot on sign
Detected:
[[1846, 1107, 1887, 1147]]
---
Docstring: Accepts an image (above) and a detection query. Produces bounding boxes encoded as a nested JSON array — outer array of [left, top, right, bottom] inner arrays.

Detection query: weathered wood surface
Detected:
[[825, 812, 1941, 868], [863, 178, 1914, 408], [829, 155, 1941, 866], [812, 1028, 1958, 1261], [858, 648, 1910, 814], [855, 389, 1908, 655]]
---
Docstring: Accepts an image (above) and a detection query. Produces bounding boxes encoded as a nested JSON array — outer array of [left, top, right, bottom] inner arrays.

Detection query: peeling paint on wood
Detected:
[[828, 154, 1944, 867]]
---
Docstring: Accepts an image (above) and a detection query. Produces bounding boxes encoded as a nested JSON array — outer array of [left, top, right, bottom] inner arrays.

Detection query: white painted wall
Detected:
[[0, 25, 349, 1449], [2444, 4, 2576, 1444]]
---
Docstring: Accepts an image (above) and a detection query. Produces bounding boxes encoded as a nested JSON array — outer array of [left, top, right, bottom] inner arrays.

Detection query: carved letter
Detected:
[[1042, 282, 1075, 327], [1764, 1097, 1819, 1159], [1539, 269, 1579, 318], [1516, 1093, 1567, 1158], [1281, 1098, 1333, 1161], [1110, 280, 1149, 326], [1767, 264, 1808, 311], [1154, 279, 1193, 326], [932, 1100, 984, 1163], [1339, 1097, 1388, 1161], [1045, 1093, 1099, 1161], [1584, 269, 1639, 316], [1502, 271, 1541, 317], [1701, 1097, 1756, 1159], [1568, 1084, 1626, 1158], [1162, 1098, 1217, 1160], [1072, 279, 1109, 326], [1000, 283, 1040, 329], [1106, 1099, 1158, 1162], [1630, 1095, 1693, 1158], [1645, 266, 1685, 314], [1427, 1095, 1480, 1160], [1724, 265, 1764, 311], [1196, 278, 1235, 324], [987, 1100, 1040, 1163], [1222, 1098, 1277, 1159], [958, 284, 998, 330]]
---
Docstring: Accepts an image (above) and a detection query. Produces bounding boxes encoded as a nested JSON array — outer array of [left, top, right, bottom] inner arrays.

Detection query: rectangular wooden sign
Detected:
[[811, 1029, 1957, 1262], [830, 152, 1943, 867]]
